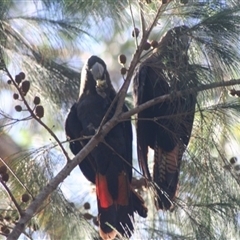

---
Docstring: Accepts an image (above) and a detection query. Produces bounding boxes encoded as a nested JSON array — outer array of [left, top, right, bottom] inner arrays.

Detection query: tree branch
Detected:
[[121, 79, 240, 120], [114, 3, 164, 116], [3, 64, 70, 163], [0, 179, 23, 217], [7, 77, 240, 240], [128, 0, 139, 48], [7, 122, 111, 239]]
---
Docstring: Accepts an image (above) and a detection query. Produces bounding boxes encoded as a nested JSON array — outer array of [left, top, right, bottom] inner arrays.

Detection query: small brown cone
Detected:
[[13, 93, 19, 100], [33, 96, 41, 105], [118, 54, 127, 65], [120, 67, 127, 75], [21, 80, 30, 96], [15, 74, 22, 84], [143, 42, 151, 50], [15, 105, 22, 112], [2, 173, 9, 182], [83, 202, 91, 210], [19, 72, 26, 80], [151, 40, 158, 48], [21, 193, 30, 203], [83, 213, 93, 220], [92, 216, 99, 226], [35, 105, 44, 118], [132, 28, 140, 38], [0, 165, 7, 174]]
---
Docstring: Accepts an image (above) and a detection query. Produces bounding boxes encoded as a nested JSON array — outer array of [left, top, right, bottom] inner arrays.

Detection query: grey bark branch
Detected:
[[7, 119, 116, 239], [121, 79, 240, 120]]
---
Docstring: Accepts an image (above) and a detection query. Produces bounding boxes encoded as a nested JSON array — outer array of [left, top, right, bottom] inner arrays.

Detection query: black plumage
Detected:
[[65, 56, 147, 239], [134, 26, 197, 210]]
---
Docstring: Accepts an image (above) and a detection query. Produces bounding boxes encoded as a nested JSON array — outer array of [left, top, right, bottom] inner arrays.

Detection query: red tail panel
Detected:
[[96, 173, 113, 208], [96, 172, 147, 239], [96, 173, 117, 240]]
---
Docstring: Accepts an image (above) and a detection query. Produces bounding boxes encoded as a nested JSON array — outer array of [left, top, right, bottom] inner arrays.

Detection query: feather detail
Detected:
[[153, 142, 184, 210], [96, 173, 114, 209], [96, 173, 116, 237], [96, 172, 135, 238], [116, 171, 129, 206], [133, 26, 196, 212]]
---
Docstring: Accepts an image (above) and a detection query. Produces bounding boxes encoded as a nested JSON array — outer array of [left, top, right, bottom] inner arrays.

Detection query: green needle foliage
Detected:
[[1, 0, 240, 239], [0, 0, 130, 109]]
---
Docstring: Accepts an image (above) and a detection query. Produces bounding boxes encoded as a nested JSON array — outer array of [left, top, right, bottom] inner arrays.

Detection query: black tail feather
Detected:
[[131, 188, 148, 218]]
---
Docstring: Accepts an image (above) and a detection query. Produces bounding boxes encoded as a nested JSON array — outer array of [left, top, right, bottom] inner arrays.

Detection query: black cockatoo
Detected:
[[134, 26, 197, 210], [65, 56, 147, 239]]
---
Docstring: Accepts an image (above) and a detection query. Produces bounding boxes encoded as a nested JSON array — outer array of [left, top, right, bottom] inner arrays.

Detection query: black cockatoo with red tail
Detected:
[[134, 26, 197, 210], [65, 56, 147, 239]]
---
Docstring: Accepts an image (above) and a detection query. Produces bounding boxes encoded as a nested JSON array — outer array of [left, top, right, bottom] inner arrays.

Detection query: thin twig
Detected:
[[7, 124, 106, 240], [102, 141, 144, 178], [128, 0, 139, 48], [138, 1, 146, 38], [98, 3, 162, 132], [145, 2, 167, 40], [3, 65, 70, 163], [0, 179, 23, 216], [97, 3, 164, 132], [0, 115, 33, 128], [0, 158, 33, 198], [114, 3, 165, 116]]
